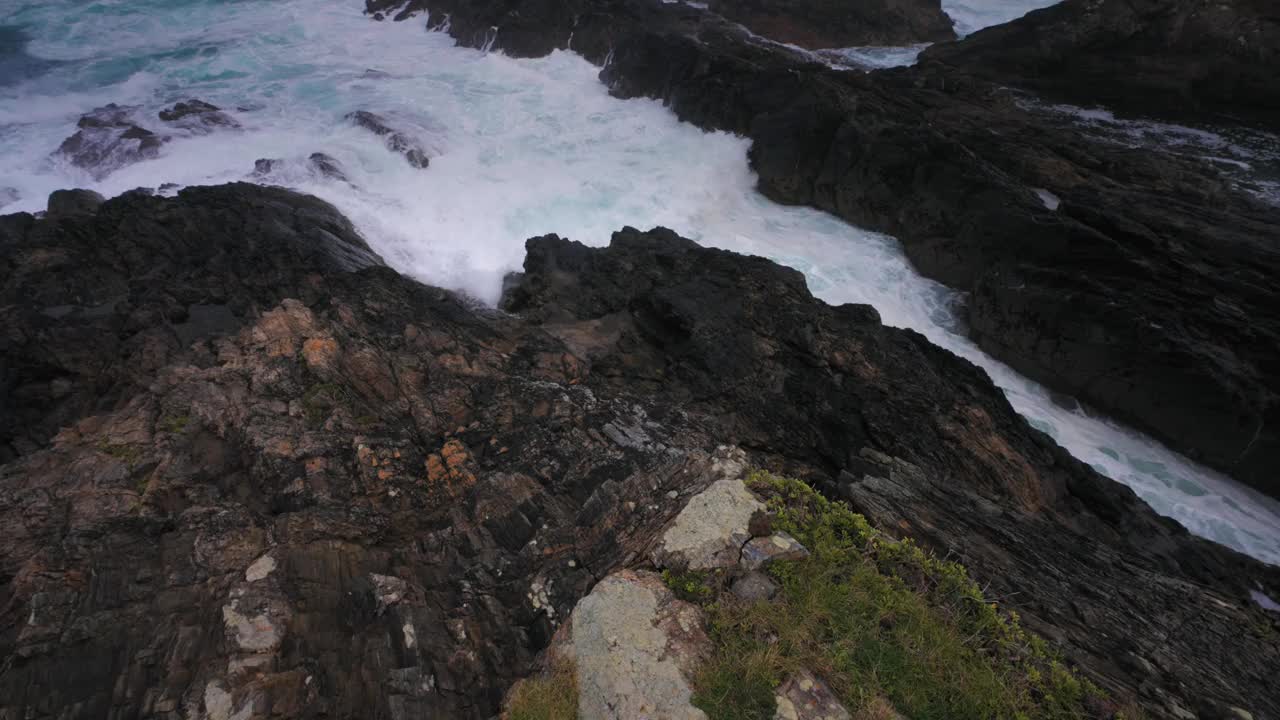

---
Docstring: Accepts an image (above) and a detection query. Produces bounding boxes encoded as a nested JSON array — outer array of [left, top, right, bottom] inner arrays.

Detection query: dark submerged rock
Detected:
[[346, 110, 430, 169], [709, 0, 955, 48], [307, 152, 350, 181]]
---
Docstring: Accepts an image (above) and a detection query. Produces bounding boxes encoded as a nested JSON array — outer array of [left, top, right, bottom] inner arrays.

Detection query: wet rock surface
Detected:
[[0, 192, 1277, 718], [54, 103, 168, 179], [159, 99, 241, 133], [345, 111, 430, 169], [367, 0, 1280, 501], [54, 100, 244, 180], [710, 0, 954, 48], [921, 0, 1280, 125]]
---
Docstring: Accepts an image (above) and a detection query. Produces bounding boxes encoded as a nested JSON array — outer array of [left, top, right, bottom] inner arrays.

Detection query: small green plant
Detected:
[[662, 569, 716, 604], [157, 414, 189, 434], [688, 472, 1120, 720], [96, 440, 142, 467], [506, 662, 577, 720]]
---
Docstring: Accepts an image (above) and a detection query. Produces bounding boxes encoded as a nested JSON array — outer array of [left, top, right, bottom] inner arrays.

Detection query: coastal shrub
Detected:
[[690, 471, 1117, 720]]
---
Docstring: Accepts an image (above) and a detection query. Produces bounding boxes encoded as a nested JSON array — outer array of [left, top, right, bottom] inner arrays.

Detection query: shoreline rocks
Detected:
[[367, 0, 1280, 501]]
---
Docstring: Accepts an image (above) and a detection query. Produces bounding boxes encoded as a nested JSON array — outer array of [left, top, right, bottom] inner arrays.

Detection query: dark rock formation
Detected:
[[346, 111, 430, 169], [159, 99, 241, 133], [54, 103, 167, 180], [45, 188, 105, 217], [709, 0, 955, 48], [252, 153, 354, 184], [366, 0, 1280, 501], [2, 189, 1277, 718], [921, 0, 1280, 124]]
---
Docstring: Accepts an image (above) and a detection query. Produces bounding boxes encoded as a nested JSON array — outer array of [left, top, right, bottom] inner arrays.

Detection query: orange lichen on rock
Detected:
[[425, 439, 477, 498]]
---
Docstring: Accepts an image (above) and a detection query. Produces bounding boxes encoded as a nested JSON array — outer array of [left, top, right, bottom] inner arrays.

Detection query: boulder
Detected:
[[554, 570, 711, 719], [651, 463, 761, 570], [740, 532, 810, 571], [730, 571, 779, 602], [45, 189, 105, 217]]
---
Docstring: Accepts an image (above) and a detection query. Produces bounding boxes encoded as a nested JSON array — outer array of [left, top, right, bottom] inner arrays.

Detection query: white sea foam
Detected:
[[3, 0, 1279, 565]]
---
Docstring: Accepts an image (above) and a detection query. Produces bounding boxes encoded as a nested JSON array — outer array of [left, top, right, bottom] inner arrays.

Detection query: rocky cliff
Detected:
[[1, 185, 1277, 718], [365, 0, 1280, 501]]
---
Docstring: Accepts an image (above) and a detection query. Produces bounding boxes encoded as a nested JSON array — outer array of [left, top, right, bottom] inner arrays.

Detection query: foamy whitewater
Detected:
[[3, 0, 1279, 565]]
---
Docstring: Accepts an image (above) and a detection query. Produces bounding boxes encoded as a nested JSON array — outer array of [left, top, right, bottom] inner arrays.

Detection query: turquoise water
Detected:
[[2, 0, 1279, 566]]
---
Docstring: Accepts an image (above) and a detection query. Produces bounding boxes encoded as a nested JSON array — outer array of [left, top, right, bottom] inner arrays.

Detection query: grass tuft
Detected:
[[505, 662, 577, 720], [689, 471, 1122, 720]]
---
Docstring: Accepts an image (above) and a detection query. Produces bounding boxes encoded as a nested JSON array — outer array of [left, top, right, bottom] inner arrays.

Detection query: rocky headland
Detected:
[[4, 0, 1280, 717], [1, 184, 1277, 718]]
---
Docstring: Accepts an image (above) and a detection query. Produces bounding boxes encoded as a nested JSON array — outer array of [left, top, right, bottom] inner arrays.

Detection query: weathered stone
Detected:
[[740, 532, 809, 571], [730, 571, 779, 603], [775, 670, 851, 720], [652, 473, 762, 571], [45, 189, 105, 217], [566, 570, 709, 720], [244, 555, 276, 582]]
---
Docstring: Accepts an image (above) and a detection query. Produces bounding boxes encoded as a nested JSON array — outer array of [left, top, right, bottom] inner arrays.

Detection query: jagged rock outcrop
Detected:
[[710, 0, 955, 48], [365, 0, 1280, 501], [159, 99, 241, 133], [1, 191, 1278, 718], [54, 99, 242, 180], [54, 103, 167, 179], [921, 0, 1280, 124]]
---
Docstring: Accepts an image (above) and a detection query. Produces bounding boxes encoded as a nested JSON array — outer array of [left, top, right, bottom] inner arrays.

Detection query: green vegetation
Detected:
[[662, 568, 717, 604], [690, 471, 1120, 720], [505, 661, 577, 720], [96, 440, 142, 467], [157, 413, 190, 434]]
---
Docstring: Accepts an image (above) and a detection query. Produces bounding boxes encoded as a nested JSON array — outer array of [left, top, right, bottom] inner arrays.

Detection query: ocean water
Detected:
[[2, 0, 1279, 567]]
